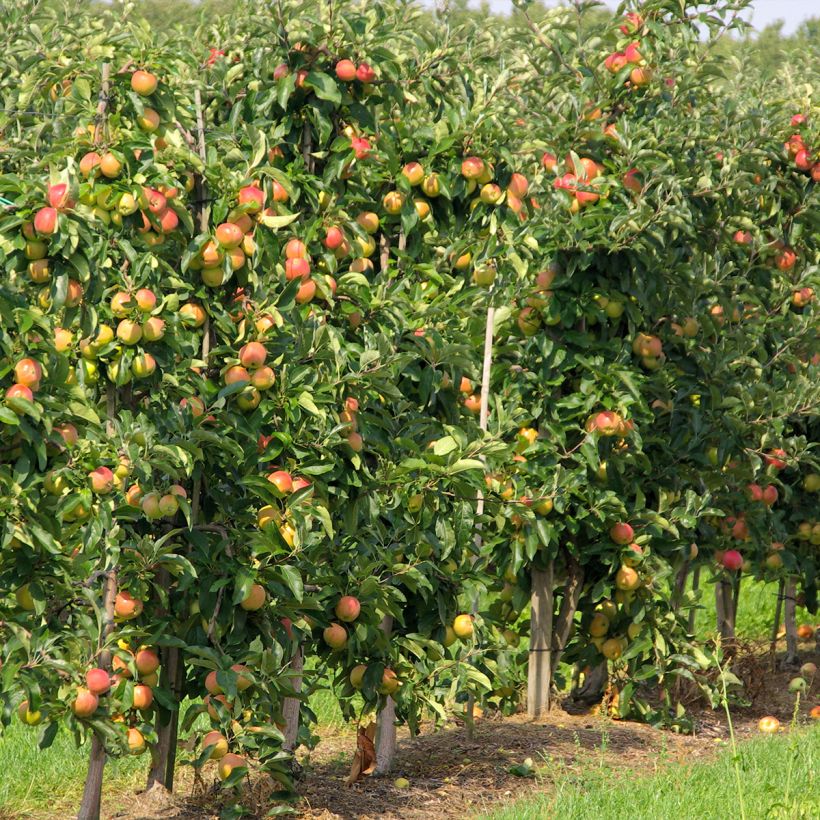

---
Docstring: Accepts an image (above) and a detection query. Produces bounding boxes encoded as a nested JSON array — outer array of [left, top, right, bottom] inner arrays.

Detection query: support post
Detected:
[[374, 616, 396, 774], [783, 577, 799, 668], [527, 564, 554, 718]]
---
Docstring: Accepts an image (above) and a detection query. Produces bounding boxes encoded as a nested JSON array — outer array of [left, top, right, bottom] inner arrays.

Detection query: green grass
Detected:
[[690, 577, 813, 641], [0, 719, 145, 818], [0, 687, 347, 818], [478, 726, 820, 820]]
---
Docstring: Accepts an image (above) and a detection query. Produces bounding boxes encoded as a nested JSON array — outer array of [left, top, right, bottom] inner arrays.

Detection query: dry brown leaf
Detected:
[[345, 723, 377, 786]]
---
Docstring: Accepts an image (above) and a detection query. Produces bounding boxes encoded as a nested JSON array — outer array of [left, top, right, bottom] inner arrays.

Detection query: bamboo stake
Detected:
[[465, 305, 494, 737], [77, 66, 114, 820], [282, 117, 316, 753]]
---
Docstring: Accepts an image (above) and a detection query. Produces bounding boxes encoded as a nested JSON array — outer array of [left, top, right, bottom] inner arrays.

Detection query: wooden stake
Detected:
[[770, 579, 784, 669], [527, 565, 554, 718], [374, 616, 396, 774], [783, 577, 799, 668]]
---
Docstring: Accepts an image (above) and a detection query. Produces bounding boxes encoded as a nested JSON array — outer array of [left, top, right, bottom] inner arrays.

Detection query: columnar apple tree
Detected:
[[0, 0, 817, 816]]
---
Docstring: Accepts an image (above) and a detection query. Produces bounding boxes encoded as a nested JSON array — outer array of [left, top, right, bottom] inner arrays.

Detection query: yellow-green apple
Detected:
[[615, 565, 640, 591], [127, 727, 146, 754], [402, 162, 424, 186], [203, 730, 228, 760], [217, 753, 246, 781], [349, 664, 367, 689], [453, 613, 474, 639], [131, 353, 156, 379], [18, 700, 42, 725], [378, 668, 400, 695]]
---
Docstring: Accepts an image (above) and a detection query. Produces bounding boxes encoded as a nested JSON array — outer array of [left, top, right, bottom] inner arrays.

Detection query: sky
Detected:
[[463, 1, 817, 34]]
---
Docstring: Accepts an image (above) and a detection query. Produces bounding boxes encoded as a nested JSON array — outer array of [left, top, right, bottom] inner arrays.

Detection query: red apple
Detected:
[[240, 583, 266, 611], [239, 341, 267, 368], [135, 648, 160, 676], [86, 668, 111, 695], [335, 59, 357, 82], [722, 550, 743, 571], [72, 688, 99, 718], [132, 684, 153, 710], [335, 596, 361, 622], [14, 358, 42, 389], [88, 466, 114, 494], [33, 207, 58, 236], [356, 62, 376, 83], [267, 470, 293, 494], [609, 522, 634, 545], [238, 185, 265, 213], [131, 70, 158, 96], [114, 591, 143, 620], [48, 183, 74, 210]]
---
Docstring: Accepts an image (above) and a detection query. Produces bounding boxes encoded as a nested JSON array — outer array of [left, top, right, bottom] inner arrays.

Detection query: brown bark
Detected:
[[687, 566, 700, 635], [282, 647, 304, 750], [571, 661, 608, 706], [550, 554, 583, 671], [78, 569, 117, 820]]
